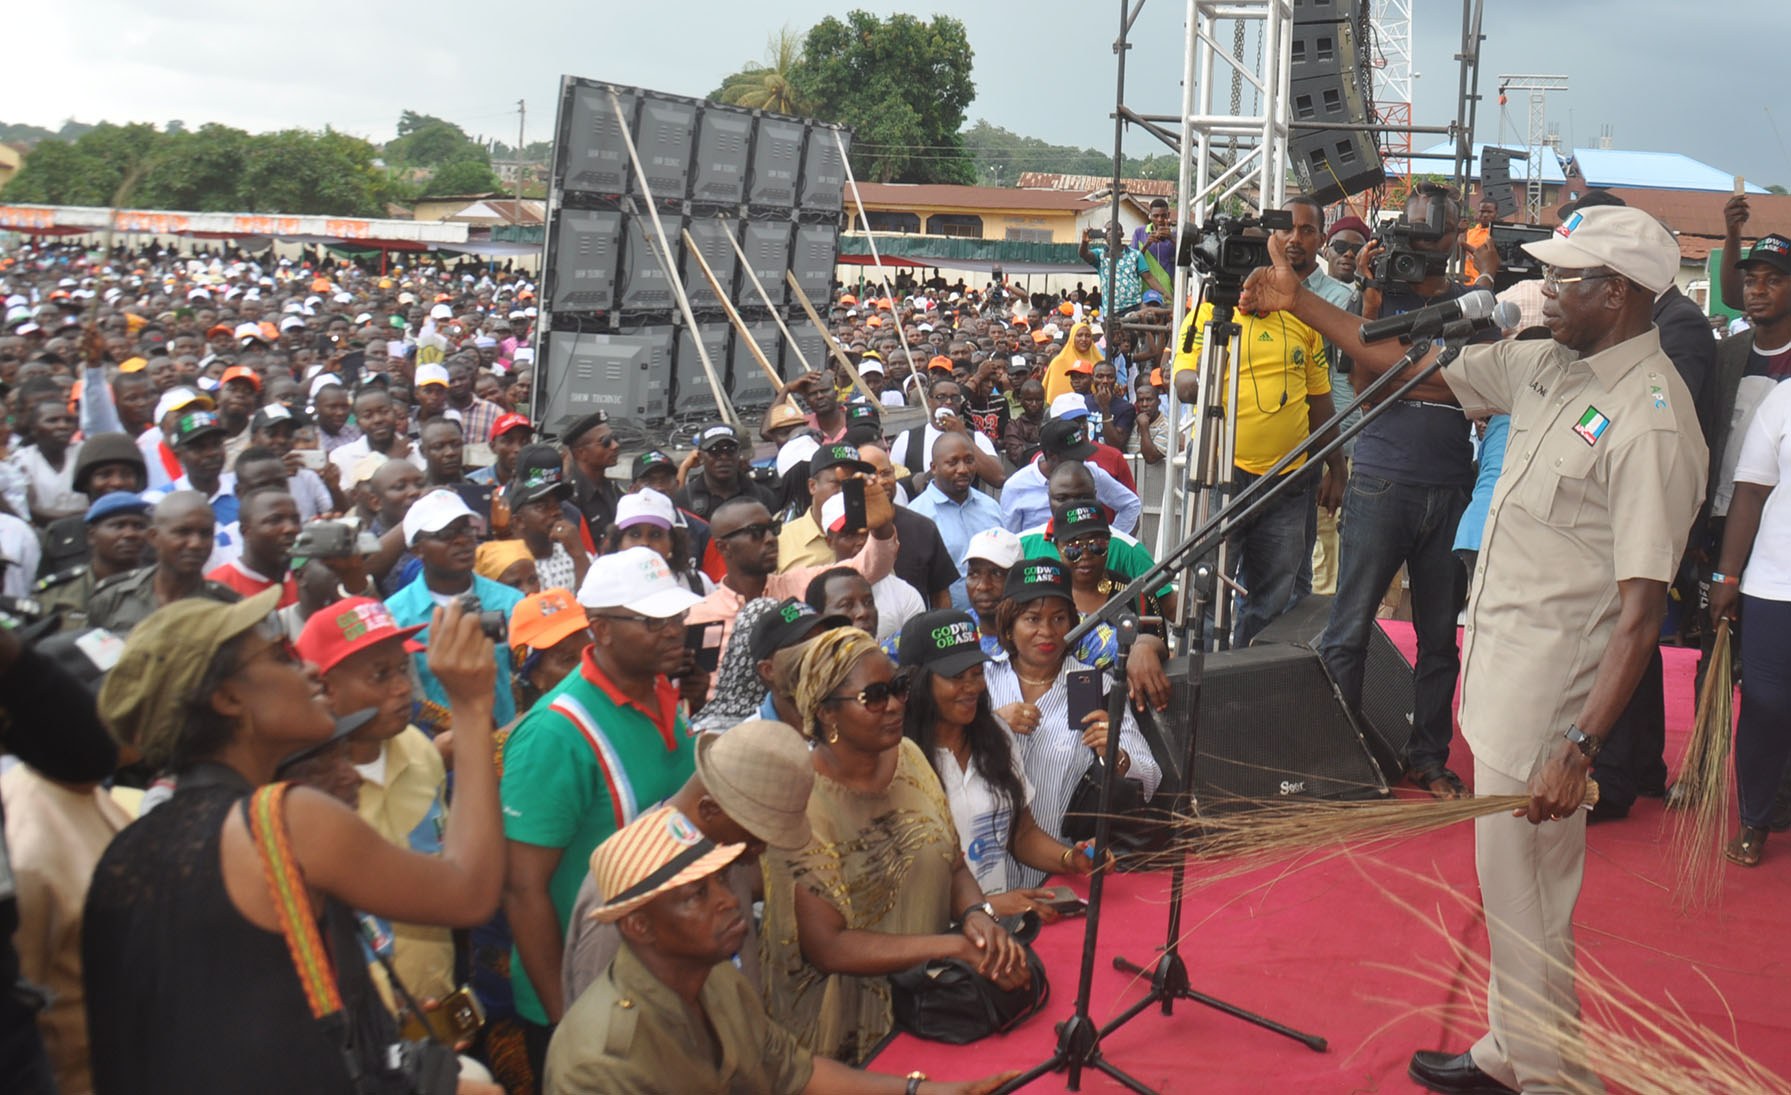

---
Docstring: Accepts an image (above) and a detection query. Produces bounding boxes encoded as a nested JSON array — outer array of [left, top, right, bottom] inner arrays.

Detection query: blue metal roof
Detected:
[[1415, 141, 1767, 193]]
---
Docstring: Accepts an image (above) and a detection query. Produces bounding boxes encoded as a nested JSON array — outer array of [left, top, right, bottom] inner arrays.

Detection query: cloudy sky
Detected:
[[6, 0, 1787, 187]]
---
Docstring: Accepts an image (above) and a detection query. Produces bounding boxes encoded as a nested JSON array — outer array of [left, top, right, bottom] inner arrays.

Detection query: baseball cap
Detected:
[[221, 365, 261, 391], [250, 404, 299, 434], [696, 423, 744, 451], [575, 545, 704, 617], [843, 402, 880, 429], [962, 527, 1023, 570], [508, 588, 591, 653], [294, 597, 427, 675], [584, 805, 744, 923], [1067, 359, 1095, 376], [1031, 329, 1051, 344], [118, 356, 148, 373], [747, 598, 848, 662], [402, 489, 479, 546], [631, 449, 676, 482], [694, 721, 816, 849], [1052, 498, 1109, 542], [774, 435, 821, 479], [1737, 234, 1791, 277], [429, 303, 453, 320], [1040, 417, 1096, 460], [509, 445, 570, 506], [818, 491, 856, 534], [173, 408, 227, 447], [927, 355, 954, 373], [1048, 393, 1091, 420], [85, 491, 150, 525], [414, 363, 450, 389], [97, 586, 284, 764], [153, 387, 213, 424], [489, 412, 532, 443], [898, 608, 990, 679], [1003, 556, 1072, 606], [857, 358, 886, 377], [1521, 205, 1678, 295], [615, 488, 675, 531], [233, 321, 266, 345], [808, 442, 873, 478]]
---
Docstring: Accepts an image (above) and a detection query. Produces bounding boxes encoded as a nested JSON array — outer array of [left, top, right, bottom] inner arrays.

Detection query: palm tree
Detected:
[[712, 26, 813, 116]]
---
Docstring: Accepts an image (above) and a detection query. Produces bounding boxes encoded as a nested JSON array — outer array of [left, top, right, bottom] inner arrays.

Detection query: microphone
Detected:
[[1359, 289, 1497, 344], [1492, 299, 1522, 334]]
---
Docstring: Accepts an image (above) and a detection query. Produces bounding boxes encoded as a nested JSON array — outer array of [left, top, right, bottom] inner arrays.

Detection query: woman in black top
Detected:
[[82, 588, 506, 1095]]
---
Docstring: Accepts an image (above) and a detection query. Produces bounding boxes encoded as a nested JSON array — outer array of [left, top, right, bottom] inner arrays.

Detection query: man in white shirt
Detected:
[[10, 398, 84, 524], [329, 386, 425, 480]]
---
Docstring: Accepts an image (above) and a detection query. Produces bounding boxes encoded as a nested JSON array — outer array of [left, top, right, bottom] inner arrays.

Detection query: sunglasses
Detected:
[[704, 441, 741, 456], [1060, 536, 1110, 563], [719, 520, 780, 541], [824, 676, 912, 710], [1327, 240, 1361, 255]]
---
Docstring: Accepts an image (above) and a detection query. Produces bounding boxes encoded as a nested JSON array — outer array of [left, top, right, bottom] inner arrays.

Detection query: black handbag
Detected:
[[1062, 750, 1172, 864], [889, 912, 1050, 1044]]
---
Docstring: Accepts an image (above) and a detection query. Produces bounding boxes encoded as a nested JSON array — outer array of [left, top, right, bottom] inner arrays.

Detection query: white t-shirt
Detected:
[[933, 741, 1034, 895], [871, 575, 926, 642], [1734, 378, 1791, 601], [1714, 373, 1783, 516], [329, 435, 426, 481], [9, 442, 84, 517], [0, 513, 42, 596], [890, 423, 997, 476]]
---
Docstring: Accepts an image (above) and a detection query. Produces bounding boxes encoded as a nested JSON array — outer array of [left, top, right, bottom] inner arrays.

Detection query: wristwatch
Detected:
[[1563, 723, 1602, 761], [958, 900, 996, 925]]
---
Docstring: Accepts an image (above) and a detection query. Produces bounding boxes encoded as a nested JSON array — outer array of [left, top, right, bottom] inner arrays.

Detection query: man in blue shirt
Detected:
[[907, 431, 1004, 609], [386, 488, 524, 726], [1000, 417, 1141, 534]]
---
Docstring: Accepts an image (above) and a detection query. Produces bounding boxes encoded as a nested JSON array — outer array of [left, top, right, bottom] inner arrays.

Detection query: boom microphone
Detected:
[[1359, 289, 1497, 344]]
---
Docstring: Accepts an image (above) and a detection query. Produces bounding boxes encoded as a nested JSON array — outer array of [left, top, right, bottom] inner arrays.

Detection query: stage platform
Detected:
[[876, 633, 1790, 1093]]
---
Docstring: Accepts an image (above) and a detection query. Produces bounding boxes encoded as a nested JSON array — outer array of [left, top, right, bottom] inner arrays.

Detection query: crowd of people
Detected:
[[0, 169, 1783, 1095]]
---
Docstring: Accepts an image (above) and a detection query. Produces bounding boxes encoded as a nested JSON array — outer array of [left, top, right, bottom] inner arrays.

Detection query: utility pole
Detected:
[[513, 99, 526, 225], [1496, 74, 1568, 224]]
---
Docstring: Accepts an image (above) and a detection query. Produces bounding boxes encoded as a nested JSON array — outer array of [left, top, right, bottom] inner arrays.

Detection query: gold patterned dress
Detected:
[[759, 736, 959, 1063]]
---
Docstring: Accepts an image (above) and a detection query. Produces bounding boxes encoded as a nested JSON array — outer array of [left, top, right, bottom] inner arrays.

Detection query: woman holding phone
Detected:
[[898, 608, 1101, 922], [982, 558, 1160, 887]]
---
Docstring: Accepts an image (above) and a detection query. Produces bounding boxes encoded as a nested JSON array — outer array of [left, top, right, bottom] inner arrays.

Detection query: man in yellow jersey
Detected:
[[1174, 232, 1347, 644]]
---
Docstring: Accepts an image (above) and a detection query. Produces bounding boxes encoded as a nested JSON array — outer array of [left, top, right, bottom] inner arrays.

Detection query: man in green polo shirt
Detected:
[[1016, 463, 1175, 608], [499, 545, 704, 1076]]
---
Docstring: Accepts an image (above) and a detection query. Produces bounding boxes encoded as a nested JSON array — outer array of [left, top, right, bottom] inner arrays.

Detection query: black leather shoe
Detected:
[[1408, 1050, 1519, 1094]]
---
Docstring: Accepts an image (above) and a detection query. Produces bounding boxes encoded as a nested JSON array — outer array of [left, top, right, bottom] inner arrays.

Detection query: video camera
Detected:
[[1178, 208, 1294, 304], [1371, 190, 1453, 287]]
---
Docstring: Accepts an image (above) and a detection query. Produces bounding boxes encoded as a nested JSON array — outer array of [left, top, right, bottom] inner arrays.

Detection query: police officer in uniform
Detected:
[[542, 805, 1015, 1095], [86, 491, 241, 635], [1241, 205, 1707, 1094], [36, 492, 153, 632]]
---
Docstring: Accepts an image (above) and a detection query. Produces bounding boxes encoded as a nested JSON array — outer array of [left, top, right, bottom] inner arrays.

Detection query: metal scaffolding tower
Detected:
[[1497, 73, 1568, 223], [1368, 0, 1414, 179]]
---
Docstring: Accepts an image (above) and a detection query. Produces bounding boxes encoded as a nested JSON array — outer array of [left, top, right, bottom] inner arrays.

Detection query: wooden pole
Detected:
[[683, 227, 781, 390], [786, 271, 929, 416]]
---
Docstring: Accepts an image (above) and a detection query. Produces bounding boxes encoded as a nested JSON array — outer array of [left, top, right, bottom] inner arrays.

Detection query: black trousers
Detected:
[[1590, 646, 1668, 811]]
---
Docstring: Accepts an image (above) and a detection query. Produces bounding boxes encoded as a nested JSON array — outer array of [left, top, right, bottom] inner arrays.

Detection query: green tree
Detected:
[[236, 128, 391, 215], [1, 122, 159, 206], [386, 114, 489, 168], [136, 124, 253, 210], [1768, 184, 1789, 195], [787, 12, 976, 184], [422, 159, 504, 197], [711, 26, 812, 115]]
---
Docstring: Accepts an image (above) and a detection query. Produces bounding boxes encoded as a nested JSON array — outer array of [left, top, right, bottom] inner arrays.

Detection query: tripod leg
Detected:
[[1182, 988, 1328, 1052], [1091, 1056, 1162, 1095]]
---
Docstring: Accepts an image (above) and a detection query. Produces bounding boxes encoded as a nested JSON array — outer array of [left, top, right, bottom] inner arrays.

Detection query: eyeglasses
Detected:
[[718, 521, 780, 541], [823, 676, 912, 710], [1060, 536, 1110, 563], [1327, 240, 1361, 255], [1541, 267, 1616, 290], [244, 617, 301, 669], [596, 610, 687, 633], [704, 442, 740, 456]]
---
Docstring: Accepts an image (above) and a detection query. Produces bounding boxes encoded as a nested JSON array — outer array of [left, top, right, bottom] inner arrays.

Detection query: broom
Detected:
[[1664, 618, 1735, 911]]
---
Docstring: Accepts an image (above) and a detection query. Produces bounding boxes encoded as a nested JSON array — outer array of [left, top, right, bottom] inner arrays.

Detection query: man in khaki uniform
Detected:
[[1240, 204, 1707, 1094], [542, 805, 1012, 1095]]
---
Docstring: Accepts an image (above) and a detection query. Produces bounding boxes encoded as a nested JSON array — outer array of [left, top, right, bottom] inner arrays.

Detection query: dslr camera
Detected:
[[457, 592, 508, 643], [1371, 189, 1453, 286], [1178, 209, 1294, 304]]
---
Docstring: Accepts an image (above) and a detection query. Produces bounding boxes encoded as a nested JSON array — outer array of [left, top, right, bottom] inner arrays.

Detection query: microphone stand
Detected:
[[995, 327, 1477, 1094]]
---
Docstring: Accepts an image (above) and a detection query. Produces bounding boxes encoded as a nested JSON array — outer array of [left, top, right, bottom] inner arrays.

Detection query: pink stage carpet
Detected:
[[876, 628, 1791, 1093]]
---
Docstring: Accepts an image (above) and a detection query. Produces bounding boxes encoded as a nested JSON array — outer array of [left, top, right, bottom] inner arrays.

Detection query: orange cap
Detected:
[[258, 321, 280, 343], [877, 297, 893, 310], [1011, 317, 1029, 328], [1058, 302, 1075, 316], [839, 294, 858, 306], [118, 356, 148, 373], [220, 365, 261, 390], [927, 355, 954, 372], [1068, 360, 1094, 374], [1149, 368, 1165, 387], [1031, 329, 1050, 343], [310, 277, 332, 292], [867, 316, 884, 327], [206, 323, 233, 338], [509, 588, 591, 653]]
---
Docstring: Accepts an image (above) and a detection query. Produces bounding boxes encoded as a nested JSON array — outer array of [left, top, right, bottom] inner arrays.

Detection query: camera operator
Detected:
[[1324, 182, 1498, 799], [1172, 207, 1346, 645]]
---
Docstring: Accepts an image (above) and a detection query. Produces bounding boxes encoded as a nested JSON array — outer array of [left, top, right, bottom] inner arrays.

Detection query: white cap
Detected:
[[234, 321, 264, 343], [962, 527, 1023, 570], [279, 315, 306, 332], [775, 435, 821, 479], [819, 491, 862, 534], [402, 488, 479, 546], [332, 292, 353, 304], [513, 347, 534, 364], [615, 488, 676, 531], [309, 372, 343, 398], [414, 363, 450, 388], [1049, 393, 1091, 420], [153, 387, 209, 424], [857, 358, 885, 376], [1009, 354, 1029, 370], [576, 546, 705, 617], [429, 303, 453, 320], [348, 452, 387, 488]]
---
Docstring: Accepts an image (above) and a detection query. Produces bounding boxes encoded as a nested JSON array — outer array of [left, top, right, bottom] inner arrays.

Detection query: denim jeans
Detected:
[[1319, 471, 1469, 775], [1736, 594, 1791, 830], [1228, 466, 1318, 646]]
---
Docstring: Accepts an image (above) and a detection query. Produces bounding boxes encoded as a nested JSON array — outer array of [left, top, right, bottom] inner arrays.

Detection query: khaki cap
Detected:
[[1521, 205, 1680, 295], [694, 721, 815, 849]]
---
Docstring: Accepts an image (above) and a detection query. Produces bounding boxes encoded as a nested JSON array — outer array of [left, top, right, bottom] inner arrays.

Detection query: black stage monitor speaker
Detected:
[[748, 117, 806, 208], [538, 327, 673, 434], [560, 85, 638, 195], [634, 97, 697, 198], [692, 105, 753, 204], [1479, 147, 1525, 219], [680, 218, 738, 312], [673, 323, 732, 421], [1253, 594, 1416, 786], [1291, 131, 1385, 206], [547, 209, 623, 314], [728, 318, 785, 408], [1158, 644, 1389, 811]]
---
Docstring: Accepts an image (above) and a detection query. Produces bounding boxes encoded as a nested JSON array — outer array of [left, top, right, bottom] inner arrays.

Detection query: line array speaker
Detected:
[[1288, 1, 1385, 204]]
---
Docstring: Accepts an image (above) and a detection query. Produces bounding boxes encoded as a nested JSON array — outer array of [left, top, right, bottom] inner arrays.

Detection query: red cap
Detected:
[[295, 597, 426, 675], [489, 412, 533, 443], [220, 365, 261, 391]]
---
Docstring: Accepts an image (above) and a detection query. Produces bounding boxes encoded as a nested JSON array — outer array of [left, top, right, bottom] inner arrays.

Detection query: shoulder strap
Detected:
[[245, 783, 344, 1019]]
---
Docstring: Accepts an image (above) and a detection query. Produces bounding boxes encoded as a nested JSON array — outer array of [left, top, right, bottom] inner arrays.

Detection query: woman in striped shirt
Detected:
[[981, 557, 1161, 888]]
